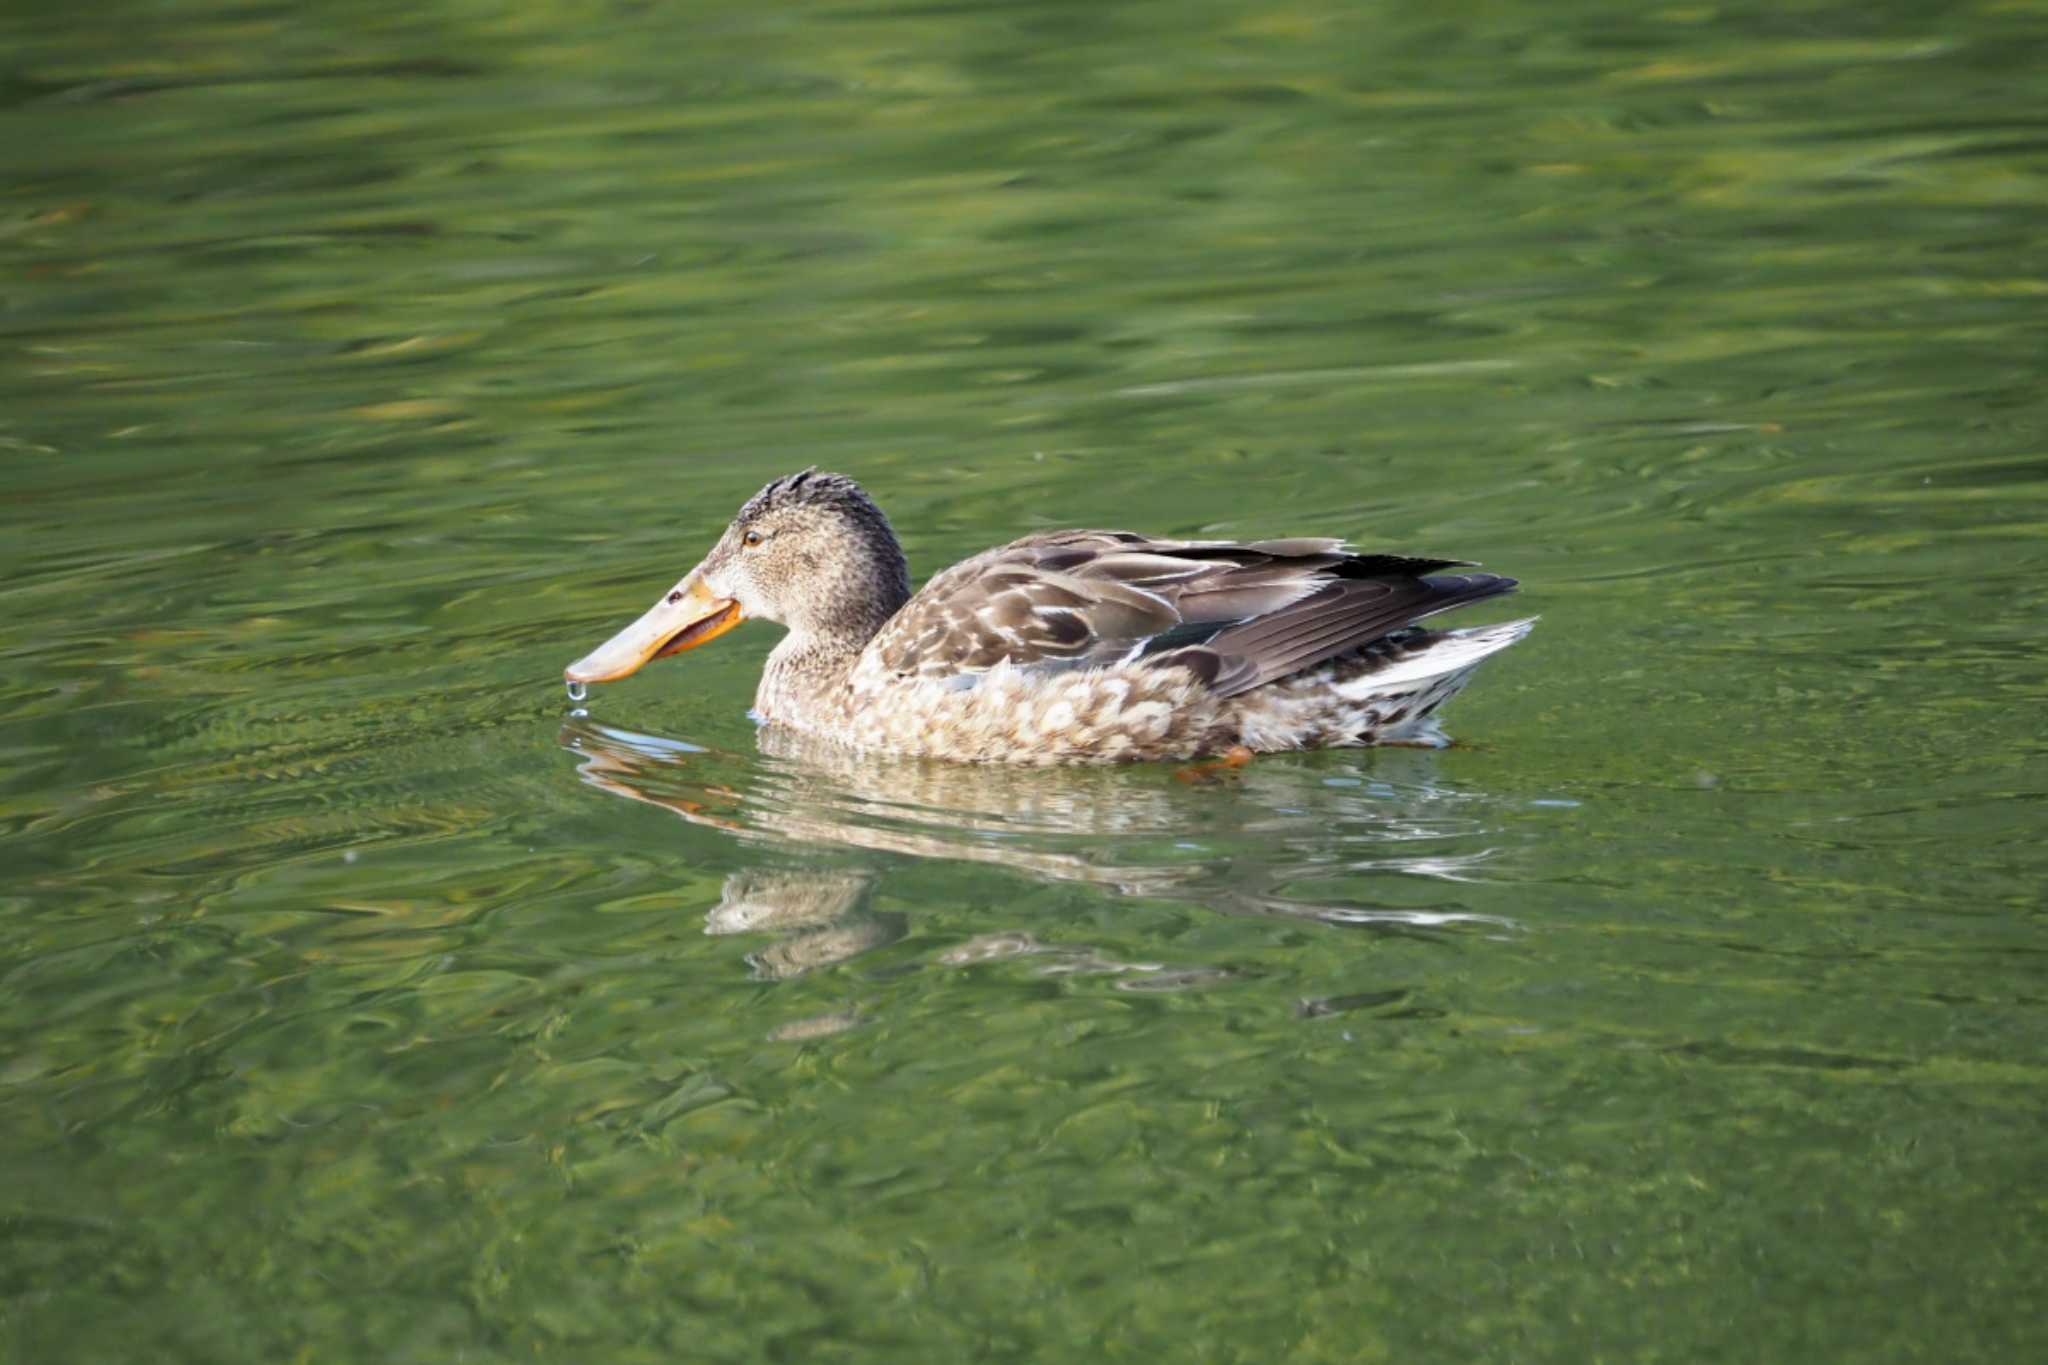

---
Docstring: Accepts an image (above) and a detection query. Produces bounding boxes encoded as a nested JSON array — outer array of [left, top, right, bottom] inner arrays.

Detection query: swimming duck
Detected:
[[564, 470, 1532, 764]]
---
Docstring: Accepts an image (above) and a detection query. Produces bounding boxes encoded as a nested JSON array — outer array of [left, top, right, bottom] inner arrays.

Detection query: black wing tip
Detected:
[[1195, 568, 1525, 699], [1336, 553, 1473, 579], [1409, 572, 1521, 626], [1424, 570, 1518, 599]]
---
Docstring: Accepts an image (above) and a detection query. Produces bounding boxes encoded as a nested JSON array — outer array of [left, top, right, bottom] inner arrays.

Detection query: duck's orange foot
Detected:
[[1174, 744, 1258, 784]]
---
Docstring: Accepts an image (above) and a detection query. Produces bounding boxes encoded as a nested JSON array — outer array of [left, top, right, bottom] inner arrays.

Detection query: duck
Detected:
[[564, 470, 1533, 765]]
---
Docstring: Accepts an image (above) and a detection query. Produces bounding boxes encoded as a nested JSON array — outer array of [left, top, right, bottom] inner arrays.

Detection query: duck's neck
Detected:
[[753, 514, 913, 727], [756, 634, 853, 724], [755, 581, 911, 727]]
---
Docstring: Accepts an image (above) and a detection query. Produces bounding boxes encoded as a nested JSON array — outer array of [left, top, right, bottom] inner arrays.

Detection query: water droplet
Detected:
[[566, 680, 588, 702]]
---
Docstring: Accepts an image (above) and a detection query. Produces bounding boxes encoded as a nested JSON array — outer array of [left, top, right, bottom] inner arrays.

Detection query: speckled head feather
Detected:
[[734, 468, 884, 531], [700, 471, 913, 652]]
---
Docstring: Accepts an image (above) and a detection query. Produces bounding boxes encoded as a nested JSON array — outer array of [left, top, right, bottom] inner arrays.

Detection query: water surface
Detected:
[[5, 0, 2047, 1359]]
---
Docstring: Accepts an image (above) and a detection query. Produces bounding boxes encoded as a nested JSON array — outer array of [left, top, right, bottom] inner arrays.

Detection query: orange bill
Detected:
[[564, 572, 745, 684]]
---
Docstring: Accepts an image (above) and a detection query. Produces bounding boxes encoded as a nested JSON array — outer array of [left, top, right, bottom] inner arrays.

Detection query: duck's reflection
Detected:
[[706, 868, 905, 980], [560, 714, 1519, 986]]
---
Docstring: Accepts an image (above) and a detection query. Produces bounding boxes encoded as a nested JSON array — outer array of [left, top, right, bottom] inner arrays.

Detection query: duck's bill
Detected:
[[564, 573, 745, 684]]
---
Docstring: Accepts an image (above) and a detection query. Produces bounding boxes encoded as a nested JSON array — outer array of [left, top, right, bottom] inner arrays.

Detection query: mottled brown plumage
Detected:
[[565, 471, 1533, 764]]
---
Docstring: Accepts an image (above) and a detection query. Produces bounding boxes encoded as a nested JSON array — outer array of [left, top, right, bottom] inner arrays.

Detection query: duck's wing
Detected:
[[1171, 567, 1519, 697], [870, 530, 1517, 696]]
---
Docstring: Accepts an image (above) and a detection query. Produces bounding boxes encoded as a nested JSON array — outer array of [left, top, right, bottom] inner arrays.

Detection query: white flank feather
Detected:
[[1335, 617, 1538, 699]]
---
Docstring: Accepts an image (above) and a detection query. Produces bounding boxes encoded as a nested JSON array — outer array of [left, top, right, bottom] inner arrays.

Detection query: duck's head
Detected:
[[565, 470, 911, 685]]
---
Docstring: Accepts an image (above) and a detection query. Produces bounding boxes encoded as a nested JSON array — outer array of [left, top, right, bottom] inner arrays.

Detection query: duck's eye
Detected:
[[742, 530, 764, 548]]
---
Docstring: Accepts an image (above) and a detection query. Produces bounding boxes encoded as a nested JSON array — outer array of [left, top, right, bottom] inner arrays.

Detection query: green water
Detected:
[[6, 0, 2047, 1358]]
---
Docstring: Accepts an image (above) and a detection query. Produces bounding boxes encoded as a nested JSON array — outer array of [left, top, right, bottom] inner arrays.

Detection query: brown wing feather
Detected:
[[1181, 571, 1518, 698], [872, 534, 1185, 677], [868, 529, 1514, 694]]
